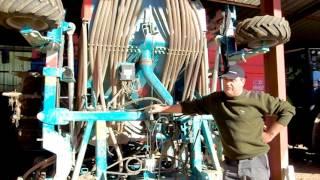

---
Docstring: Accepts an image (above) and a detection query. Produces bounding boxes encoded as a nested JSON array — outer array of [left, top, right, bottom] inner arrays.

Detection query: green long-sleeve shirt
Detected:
[[181, 90, 296, 160]]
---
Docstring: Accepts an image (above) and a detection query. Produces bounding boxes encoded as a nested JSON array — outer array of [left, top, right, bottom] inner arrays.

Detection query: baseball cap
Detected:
[[220, 65, 245, 79]]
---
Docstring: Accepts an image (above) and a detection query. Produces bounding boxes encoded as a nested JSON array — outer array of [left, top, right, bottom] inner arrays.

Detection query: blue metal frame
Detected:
[[20, 2, 225, 179]]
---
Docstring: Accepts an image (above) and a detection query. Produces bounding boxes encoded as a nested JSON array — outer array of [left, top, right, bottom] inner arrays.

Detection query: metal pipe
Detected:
[[201, 119, 221, 170], [42, 49, 73, 179], [140, 60, 173, 105], [77, 21, 89, 109], [211, 36, 222, 92], [71, 121, 94, 180], [67, 22, 77, 166], [191, 116, 202, 177]]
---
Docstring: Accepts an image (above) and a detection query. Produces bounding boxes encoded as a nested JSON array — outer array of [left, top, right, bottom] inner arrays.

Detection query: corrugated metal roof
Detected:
[[281, 0, 320, 47]]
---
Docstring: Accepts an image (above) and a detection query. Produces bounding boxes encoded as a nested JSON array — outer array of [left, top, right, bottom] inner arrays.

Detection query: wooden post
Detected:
[[260, 0, 290, 179]]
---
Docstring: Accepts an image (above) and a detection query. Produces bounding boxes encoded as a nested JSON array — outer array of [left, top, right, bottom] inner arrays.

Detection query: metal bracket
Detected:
[[20, 22, 76, 52], [227, 47, 270, 62]]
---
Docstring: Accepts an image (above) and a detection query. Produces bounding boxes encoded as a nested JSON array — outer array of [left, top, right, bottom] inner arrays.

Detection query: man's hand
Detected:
[[262, 122, 285, 144], [148, 104, 182, 114], [262, 131, 275, 144], [148, 104, 168, 114]]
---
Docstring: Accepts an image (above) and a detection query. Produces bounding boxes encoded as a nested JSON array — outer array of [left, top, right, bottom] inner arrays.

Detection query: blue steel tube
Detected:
[[201, 119, 221, 170], [37, 109, 146, 124], [71, 121, 94, 180], [140, 33, 173, 105], [42, 52, 72, 180], [191, 116, 202, 177]]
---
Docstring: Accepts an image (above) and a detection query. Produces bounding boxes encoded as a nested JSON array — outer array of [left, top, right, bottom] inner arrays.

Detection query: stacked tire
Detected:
[[0, 0, 64, 31], [235, 15, 291, 48]]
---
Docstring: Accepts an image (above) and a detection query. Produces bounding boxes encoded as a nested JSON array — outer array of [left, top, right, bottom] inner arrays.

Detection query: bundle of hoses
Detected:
[[76, 0, 209, 173], [162, 0, 209, 101], [78, 0, 209, 110]]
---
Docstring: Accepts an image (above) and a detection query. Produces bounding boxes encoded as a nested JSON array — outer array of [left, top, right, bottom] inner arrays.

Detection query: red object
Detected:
[[81, 0, 94, 21], [208, 46, 265, 92], [239, 54, 265, 91]]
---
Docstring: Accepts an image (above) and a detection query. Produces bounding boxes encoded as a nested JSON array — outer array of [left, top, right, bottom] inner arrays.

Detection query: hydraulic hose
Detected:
[[93, 0, 108, 98], [182, 2, 199, 100], [167, 0, 182, 92], [165, 0, 180, 90], [188, 8, 203, 100], [122, 0, 142, 62], [169, 0, 186, 92], [88, 0, 104, 75], [77, 21, 88, 109], [22, 155, 55, 179], [108, 0, 120, 106], [179, 0, 193, 100], [161, 0, 174, 88], [101, 0, 114, 80], [118, 0, 135, 65]]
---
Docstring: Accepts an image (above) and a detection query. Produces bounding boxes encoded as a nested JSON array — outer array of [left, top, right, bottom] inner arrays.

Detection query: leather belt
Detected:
[[224, 156, 253, 166]]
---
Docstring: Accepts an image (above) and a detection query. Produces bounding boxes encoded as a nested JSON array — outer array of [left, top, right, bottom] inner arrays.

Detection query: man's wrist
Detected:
[[267, 131, 276, 139]]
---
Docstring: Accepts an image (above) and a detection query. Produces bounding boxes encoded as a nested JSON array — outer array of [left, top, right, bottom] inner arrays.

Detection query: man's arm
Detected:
[[148, 104, 182, 114], [262, 121, 285, 144], [261, 93, 296, 143]]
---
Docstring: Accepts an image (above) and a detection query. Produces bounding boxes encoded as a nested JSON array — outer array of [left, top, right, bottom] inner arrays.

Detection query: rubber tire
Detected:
[[0, 0, 64, 31], [235, 15, 291, 48]]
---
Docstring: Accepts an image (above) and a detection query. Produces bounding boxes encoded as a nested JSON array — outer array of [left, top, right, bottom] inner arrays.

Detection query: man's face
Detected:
[[222, 77, 245, 97]]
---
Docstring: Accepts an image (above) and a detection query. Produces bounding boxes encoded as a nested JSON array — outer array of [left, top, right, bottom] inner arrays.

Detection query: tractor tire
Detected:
[[235, 15, 291, 48], [0, 0, 64, 31]]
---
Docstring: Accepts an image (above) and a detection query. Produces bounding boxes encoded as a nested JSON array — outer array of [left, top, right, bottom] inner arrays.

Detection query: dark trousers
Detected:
[[222, 154, 270, 180]]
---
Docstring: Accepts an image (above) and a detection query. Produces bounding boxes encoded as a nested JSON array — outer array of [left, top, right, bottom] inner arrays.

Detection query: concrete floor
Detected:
[[289, 147, 320, 180]]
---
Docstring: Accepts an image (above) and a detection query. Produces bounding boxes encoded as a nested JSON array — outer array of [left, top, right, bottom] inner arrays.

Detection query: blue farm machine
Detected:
[[0, 0, 290, 179]]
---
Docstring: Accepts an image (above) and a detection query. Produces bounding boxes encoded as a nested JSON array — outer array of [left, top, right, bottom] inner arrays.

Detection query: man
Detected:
[[149, 65, 295, 180]]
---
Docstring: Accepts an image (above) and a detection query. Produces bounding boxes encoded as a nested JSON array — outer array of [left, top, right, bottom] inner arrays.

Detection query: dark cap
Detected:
[[220, 65, 245, 79]]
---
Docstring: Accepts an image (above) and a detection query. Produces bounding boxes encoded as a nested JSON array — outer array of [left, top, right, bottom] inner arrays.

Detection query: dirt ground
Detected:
[[289, 148, 320, 180]]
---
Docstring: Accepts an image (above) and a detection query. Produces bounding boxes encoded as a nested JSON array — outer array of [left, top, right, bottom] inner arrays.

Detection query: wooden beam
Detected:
[[260, 0, 290, 180], [306, 15, 320, 23]]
